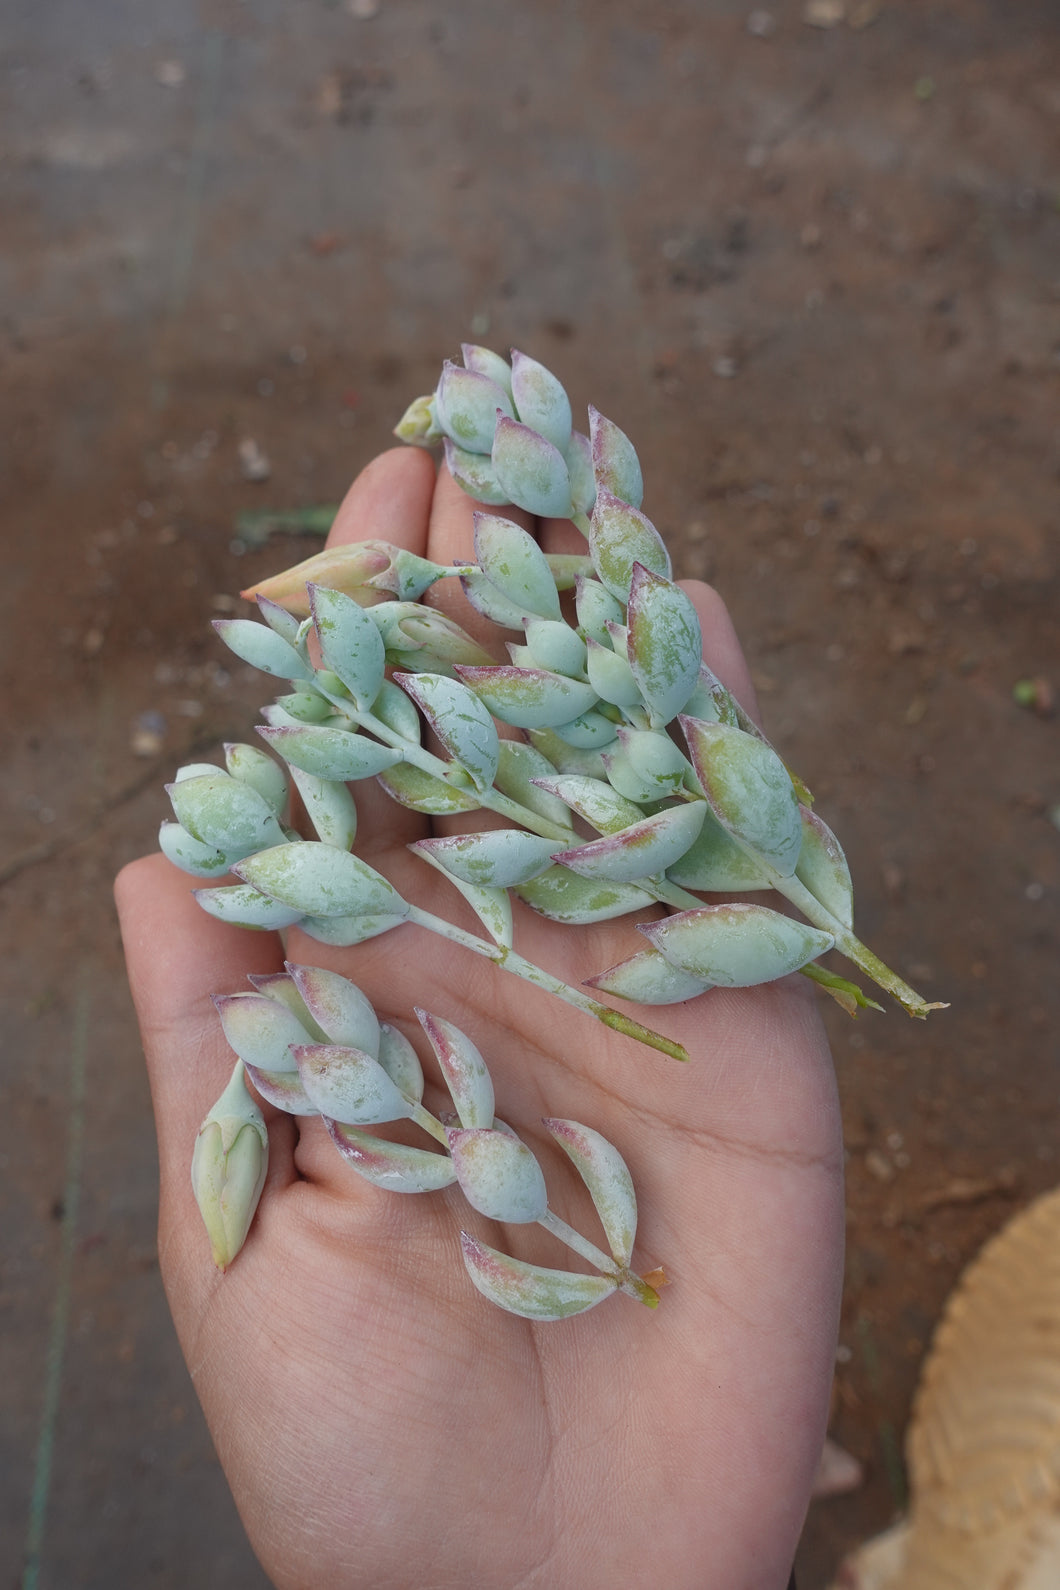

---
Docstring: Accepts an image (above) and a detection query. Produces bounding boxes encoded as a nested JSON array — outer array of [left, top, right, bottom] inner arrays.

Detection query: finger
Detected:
[[114, 854, 293, 1203], [327, 446, 438, 555]]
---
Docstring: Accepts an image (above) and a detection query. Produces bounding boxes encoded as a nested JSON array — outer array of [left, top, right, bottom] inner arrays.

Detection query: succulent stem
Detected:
[[538, 1209, 659, 1307], [404, 905, 689, 1062]]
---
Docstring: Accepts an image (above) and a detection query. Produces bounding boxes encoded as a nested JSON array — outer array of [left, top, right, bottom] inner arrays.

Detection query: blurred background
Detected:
[[2, 1, 1057, 1585]]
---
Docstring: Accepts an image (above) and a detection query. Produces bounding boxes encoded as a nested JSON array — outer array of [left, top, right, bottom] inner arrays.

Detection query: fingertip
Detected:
[[327, 446, 437, 553]]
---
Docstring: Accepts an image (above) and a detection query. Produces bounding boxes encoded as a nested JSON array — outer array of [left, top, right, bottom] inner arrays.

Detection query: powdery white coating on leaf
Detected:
[[412, 842, 515, 948], [225, 743, 290, 815], [589, 406, 644, 510], [543, 1119, 638, 1266], [286, 964, 381, 1057], [460, 343, 513, 400], [234, 842, 408, 919], [473, 513, 563, 622], [416, 1010, 495, 1129], [626, 563, 703, 729], [193, 883, 305, 931], [530, 773, 645, 836], [585, 636, 642, 708], [394, 670, 500, 793], [435, 360, 514, 454], [454, 664, 599, 731], [242, 1060, 318, 1116], [460, 1233, 617, 1320], [795, 807, 855, 929], [514, 865, 655, 925], [442, 438, 510, 506], [588, 488, 670, 601], [524, 619, 588, 678], [296, 911, 406, 947], [308, 583, 386, 711], [447, 1127, 548, 1223], [490, 415, 574, 520], [641, 903, 834, 987], [681, 717, 802, 877], [565, 430, 596, 516], [665, 806, 773, 892], [493, 741, 574, 832], [375, 1023, 425, 1103], [159, 821, 232, 878], [293, 1044, 414, 1126], [375, 761, 481, 816], [167, 772, 287, 855], [551, 802, 706, 885], [324, 1119, 456, 1192], [510, 349, 573, 453], [255, 724, 401, 783], [585, 947, 714, 1006], [412, 830, 557, 890], [285, 765, 358, 851], [213, 991, 315, 1072]]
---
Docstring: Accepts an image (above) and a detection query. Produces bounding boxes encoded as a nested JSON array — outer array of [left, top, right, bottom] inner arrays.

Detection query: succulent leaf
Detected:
[[394, 671, 500, 793], [411, 830, 557, 889], [514, 866, 654, 925], [242, 1060, 318, 1115], [589, 406, 644, 509], [376, 1022, 425, 1102], [241, 542, 395, 618], [681, 717, 802, 876], [530, 773, 645, 835], [585, 947, 714, 1005], [285, 964, 381, 1056], [369, 677, 423, 743], [435, 360, 514, 454], [543, 1119, 638, 1266], [551, 802, 706, 885], [473, 513, 563, 621], [296, 911, 407, 946], [193, 883, 306, 931], [493, 741, 574, 831], [640, 903, 834, 987], [585, 636, 642, 708], [158, 821, 233, 878], [574, 574, 625, 644], [213, 618, 314, 682], [461, 343, 514, 398], [375, 761, 481, 816], [603, 728, 690, 804], [308, 584, 386, 711], [490, 416, 574, 519], [233, 842, 408, 919], [588, 488, 670, 600], [167, 772, 287, 854], [286, 765, 358, 850], [256, 724, 401, 782], [325, 1119, 456, 1192], [442, 438, 510, 504], [626, 564, 703, 729], [447, 1127, 548, 1222], [454, 665, 598, 730], [524, 619, 588, 677], [213, 991, 315, 1072], [795, 807, 854, 928], [550, 710, 620, 749], [510, 350, 573, 453], [416, 1010, 495, 1129], [411, 843, 514, 947], [293, 1044, 414, 1125], [224, 743, 290, 816], [460, 1233, 617, 1320], [565, 430, 596, 516], [665, 807, 772, 891]]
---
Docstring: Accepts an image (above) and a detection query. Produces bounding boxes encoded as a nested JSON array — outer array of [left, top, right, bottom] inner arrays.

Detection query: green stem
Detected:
[[404, 904, 688, 1062], [410, 1102, 450, 1147], [538, 1209, 659, 1307]]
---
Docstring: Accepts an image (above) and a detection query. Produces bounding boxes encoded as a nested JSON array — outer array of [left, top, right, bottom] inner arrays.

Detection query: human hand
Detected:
[[116, 448, 843, 1590]]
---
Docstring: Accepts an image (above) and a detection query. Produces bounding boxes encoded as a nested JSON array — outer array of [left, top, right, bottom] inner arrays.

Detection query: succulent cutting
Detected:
[[169, 343, 943, 1305]]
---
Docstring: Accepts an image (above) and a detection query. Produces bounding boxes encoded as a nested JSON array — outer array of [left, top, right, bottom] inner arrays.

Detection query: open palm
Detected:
[[116, 447, 843, 1590]]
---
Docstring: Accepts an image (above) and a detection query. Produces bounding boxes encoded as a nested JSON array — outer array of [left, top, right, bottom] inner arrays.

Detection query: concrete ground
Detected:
[[2, 2, 1057, 1585]]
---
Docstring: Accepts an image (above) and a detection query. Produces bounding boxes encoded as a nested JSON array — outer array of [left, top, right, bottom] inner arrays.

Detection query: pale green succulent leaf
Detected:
[[410, 843, 514, 947], [454, 665, 598, 731], [585, 947, 714, 1005], [460, 1233, 617, 1320], [416, 1009, 495, 1129], [530, 773, 645, 835], [543, 1119, 638, 1266], [212, 618, 313, 682], [640, 903, 834, 987], [665, 806, 772, 891], [234, 842, 408, 919], [375, 761, 481, 816], [795, 807, 854, 929], [435, 360, 514, 454], [242, 1060, 318, 1115], [473, 513, 563, 621], [588, 487, 670, 600], [551, 802, 706, 885], [491, 415, 573, 519], [585, 636, 642, 708], [325, 1119, 455, 1192], [225, 743, 290, 816], [376, 1022, 425, 1103], [447, 1127, 548, 1223], [308, 583, 386, 710], [524, 619, 587, 677], [681, 717, 802, 876], [256, 724, 401, 783], [193, 882, 306, 931], [442, 438, 509, 505], [514, 865, 654, 925], [510, 349, 573, 453], [159, 821, 232, 878], [167, 772, 287, 854], [286, 765, 358, 850], [412, 830, 557, 889], [626, 564, 703, 729], [589, 406, 644, 509], [394, 671, 499, 793], [285, 964, 381, 1056], [213, 990, 315, 1072], [293, 1044, 414, 1125], [493, 741, 575, 831]]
